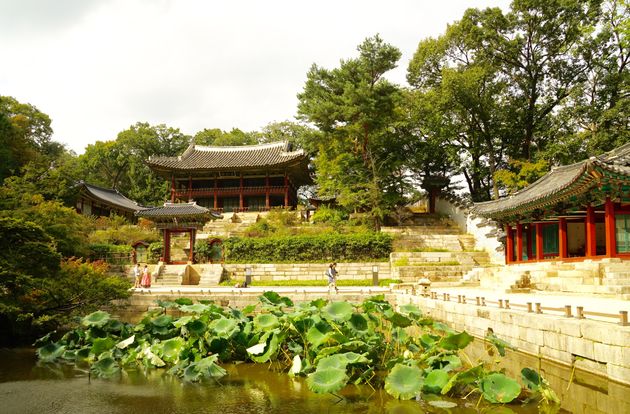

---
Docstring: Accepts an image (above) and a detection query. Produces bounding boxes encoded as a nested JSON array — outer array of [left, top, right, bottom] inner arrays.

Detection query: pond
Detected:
[[2, 346, 622, 414]]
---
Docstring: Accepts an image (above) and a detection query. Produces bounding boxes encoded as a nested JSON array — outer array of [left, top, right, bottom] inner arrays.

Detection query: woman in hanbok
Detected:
[[141, 264, 151, 288]]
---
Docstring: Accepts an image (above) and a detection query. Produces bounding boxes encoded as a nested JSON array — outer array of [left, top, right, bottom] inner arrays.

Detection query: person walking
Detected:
[[326, 262, 339, 293]]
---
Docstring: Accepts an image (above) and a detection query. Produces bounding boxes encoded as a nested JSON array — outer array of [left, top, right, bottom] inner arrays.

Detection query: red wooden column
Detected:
[[284, 173, 289, 208], [170, 175, 175, 202], [526, 225, 533, 260], [239, 174, 244, 210], [213, 177, 218, 210], [188, 176, 192, 201], [586, 205, 597, 257], [605, 197, 617, 257], [188, 230, 194, 263], [535, 223, 544, 260], [163, 229, 171, 263], [559, 218, 568, 259], [506, 225, 514, 263], [265, 174, 270, 209], [516, 223, 523, 262]]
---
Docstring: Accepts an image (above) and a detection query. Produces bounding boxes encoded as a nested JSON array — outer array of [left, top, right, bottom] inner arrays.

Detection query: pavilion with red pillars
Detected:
[[472, 143, 630, 264], [146, 141, 312, 213]]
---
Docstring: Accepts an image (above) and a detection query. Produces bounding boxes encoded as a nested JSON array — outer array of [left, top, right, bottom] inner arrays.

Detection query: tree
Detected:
[[407, 21, 512, 201], [77, 122, 191, 206], [193, 128, 257, 146], [0, 217, 130, 344], [298, 35, 407, 228]]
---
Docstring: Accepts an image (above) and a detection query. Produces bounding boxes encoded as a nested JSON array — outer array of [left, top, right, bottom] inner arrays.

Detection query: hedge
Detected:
[[223, 232, 392, 263]]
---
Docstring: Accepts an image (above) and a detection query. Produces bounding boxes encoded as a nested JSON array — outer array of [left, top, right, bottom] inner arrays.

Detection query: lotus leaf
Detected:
[[521, 367, 541, 390], [91, 337, 115, 355], [309, 298, 327, 309], [306, 325, 331, 349], [61, 350, 77, 360], [317, 354, 349, 370], [480, 373, 522, 403], [322, 301, 353, 323], [116, 335, 135, 349], [151, 315, 173, 327], [486, 332, 515, 357], [82, 311, 111, 328], [75, 346, 91, 361], [384, 363, 424, 400], [438, 331, 473, 350], [210, 317, 237, 338], [306, 368, 348, 394], [385, 312, 412, 328], [179, 303, 210, 314], [172, 316, 193, 328], [261, 291, 293, 307], [432, 322, 456, 334], [423, 369, 449, 394], [91, 356, 120, 378], [183, 355, 226, 382], [456, 364, 484, 385], [348, 313, 369, 332], [428, 400, 458, 409], [241, 304, 257, 314], [250, 332, 280, 363], [398, 303, 422, 318], [160, 337, 185, 362], [186, 319, 208, 336], [253, 314, 280, 331], [104, 319, 124, 333], [37, 342, 66, 362], [141, 346, 165, 367], [174, 298, 194, 306]]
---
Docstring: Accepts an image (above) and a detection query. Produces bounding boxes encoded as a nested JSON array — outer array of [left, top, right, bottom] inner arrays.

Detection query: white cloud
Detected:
[[0, 0, 511, 153]]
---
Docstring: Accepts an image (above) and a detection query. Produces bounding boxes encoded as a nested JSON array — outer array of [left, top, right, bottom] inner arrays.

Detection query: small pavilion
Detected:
[[75, 181, 146, 222], [135, 202, 221, 264], [472, 144, 630, 264], [147, 141, 312, 212]]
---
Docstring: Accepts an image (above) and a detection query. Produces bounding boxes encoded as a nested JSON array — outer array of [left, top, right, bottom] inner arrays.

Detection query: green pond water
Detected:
[[0, 347, 599, 414]]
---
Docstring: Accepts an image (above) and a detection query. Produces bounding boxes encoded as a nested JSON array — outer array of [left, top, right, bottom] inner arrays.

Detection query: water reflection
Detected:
[[0, 347, 627, 413]]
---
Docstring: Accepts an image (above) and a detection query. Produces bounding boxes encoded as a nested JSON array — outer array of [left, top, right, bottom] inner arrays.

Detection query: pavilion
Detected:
[[472, 143, 630, 264], [135, 202, 221, 264], [75, 181, 146, 222], [147, 141, 312, 212]]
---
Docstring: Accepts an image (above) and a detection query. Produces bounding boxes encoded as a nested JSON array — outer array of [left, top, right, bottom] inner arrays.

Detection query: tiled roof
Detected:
[[147, 141, 307, 171], [79, 182, 146, 212], [135, 202, 221, 219], [472, 143, 630, 219]]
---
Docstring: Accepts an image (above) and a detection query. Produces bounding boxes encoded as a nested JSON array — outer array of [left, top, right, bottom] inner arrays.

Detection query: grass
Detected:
[[219, 278, 402, 287]]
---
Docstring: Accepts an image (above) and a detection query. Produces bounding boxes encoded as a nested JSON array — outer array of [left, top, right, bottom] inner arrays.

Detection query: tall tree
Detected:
[[298, 35, 407, 228], [193, 128, 257, 146]]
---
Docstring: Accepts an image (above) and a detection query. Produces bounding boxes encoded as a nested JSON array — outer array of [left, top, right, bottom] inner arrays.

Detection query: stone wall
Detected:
[[434, 195, 505, 264], [222, 262, 391, 282], [399, 292, 630, 386]]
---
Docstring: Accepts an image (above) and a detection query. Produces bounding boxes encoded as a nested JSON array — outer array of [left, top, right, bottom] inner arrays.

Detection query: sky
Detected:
[[0, 0, 511, 154]]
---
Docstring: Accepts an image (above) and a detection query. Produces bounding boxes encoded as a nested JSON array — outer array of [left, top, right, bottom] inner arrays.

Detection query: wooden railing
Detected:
[[173, 186, 287, 198]]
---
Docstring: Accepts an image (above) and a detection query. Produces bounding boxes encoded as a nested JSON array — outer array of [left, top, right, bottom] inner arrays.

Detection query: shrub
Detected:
[[223, 232, 392, 263], [148, 242, 163, 263], [87, 244, 133, 265], [311, 206, 349, 225], [194, 240, 223, 263]]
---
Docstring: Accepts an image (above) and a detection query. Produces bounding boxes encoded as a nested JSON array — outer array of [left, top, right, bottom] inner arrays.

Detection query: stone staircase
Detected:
[[202, 212, 263, 237], [153, 264, 187, 286], [384, 214, 491, 284], [391, 251, 492, 283], [382, 214, 475, 252]]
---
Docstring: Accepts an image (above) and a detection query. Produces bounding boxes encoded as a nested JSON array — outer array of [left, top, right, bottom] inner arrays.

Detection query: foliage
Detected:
[[0, 217, 131, 343], [88, 222, 160, 246], [298, 35, 409, 229], [77, 122, 191, 206], [310, 206, 349, 225], [0, 196, 93, 258], [223, 233, 393, 263], [193, 128, 257, 146], [148, 242, 164, 263], [194, 240, 222, 263], [38, 295, 559, 409], [493, 159, 549, 194]]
